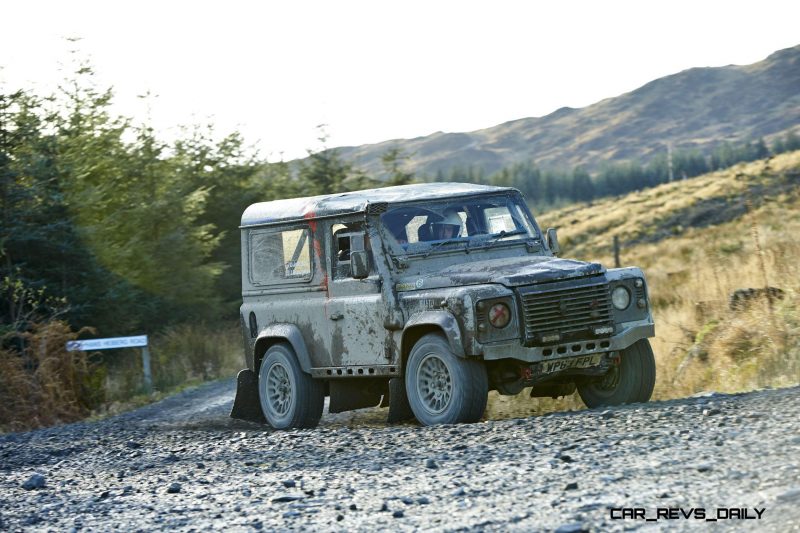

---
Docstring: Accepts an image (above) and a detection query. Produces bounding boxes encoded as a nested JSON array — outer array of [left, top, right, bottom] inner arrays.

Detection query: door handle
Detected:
[[329, 312, 344, 321]]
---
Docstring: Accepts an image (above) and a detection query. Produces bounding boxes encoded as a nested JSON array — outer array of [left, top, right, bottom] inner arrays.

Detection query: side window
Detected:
[[484, 206, 515, 233], [331, 222, 370, 279], [250, 227, 312, 285]]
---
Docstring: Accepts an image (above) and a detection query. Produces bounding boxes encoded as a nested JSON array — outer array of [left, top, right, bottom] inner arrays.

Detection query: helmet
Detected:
[[431, 210, 462, 239]]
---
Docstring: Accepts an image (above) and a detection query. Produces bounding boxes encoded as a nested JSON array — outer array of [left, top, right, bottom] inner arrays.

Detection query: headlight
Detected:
[[488, 303, 511, 328], [611, 286, 631, 310]]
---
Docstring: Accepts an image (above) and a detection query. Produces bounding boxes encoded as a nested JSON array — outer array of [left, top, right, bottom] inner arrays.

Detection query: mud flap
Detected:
[[387, 377, 415, 424], [230, 369, 266, 423]]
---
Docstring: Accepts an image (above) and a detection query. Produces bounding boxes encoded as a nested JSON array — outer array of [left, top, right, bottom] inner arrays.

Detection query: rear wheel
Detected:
[[258, 343, 324, 429], [577, 339, 656, 408], [405, 333, 488, 425]]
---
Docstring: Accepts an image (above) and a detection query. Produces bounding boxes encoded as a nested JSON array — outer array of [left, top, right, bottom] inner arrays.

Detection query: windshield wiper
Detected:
[[420, 239, 467, 258], [484, 229, 527, 246]]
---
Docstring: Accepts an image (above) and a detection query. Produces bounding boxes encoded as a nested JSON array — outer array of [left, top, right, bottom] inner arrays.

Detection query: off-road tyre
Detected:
[[405, 333, 488, 425], [577, 338, 656, 408], [258, 342, 324, 429]]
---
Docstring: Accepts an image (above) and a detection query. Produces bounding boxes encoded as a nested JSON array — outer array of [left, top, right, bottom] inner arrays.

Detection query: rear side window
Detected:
[[331, 222, 371, 279], [249, 227, 312, 285]]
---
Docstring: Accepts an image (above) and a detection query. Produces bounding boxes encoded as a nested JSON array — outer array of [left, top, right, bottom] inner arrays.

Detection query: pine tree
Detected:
[[570, 166, 595, 202], [381, 147, 415, 186], [784, 131, 800, 151]]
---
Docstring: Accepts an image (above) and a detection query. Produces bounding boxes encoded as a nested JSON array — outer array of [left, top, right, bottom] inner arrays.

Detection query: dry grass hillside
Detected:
[[337, 45, 800, 177], [487, 151, 800, 417]]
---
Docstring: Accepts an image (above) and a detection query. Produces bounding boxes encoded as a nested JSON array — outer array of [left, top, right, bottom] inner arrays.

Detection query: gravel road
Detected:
[[1, 380, 799, 532]]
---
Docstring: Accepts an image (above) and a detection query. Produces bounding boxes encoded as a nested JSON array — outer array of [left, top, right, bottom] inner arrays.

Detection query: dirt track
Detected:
[[1, 380, 799, 531]]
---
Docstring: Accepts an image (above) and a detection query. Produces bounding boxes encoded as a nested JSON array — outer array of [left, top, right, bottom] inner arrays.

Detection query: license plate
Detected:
[[538, 354, 602, 375]]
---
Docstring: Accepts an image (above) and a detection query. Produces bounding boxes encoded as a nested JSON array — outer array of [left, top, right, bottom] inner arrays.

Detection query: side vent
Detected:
[[366, 202, 389, 215]]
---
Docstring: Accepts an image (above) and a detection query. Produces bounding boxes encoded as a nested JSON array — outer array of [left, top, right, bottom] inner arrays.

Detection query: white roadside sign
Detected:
[[66, 335, 148, 352], [66, 335, 153, 392]]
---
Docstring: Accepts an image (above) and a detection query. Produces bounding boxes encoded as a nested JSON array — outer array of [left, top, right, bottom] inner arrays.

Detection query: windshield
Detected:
[[379, 194, 540, 256]]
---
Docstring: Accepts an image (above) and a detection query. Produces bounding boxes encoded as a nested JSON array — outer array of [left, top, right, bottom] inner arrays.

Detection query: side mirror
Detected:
[[546, 228, 560, 256], [351, 251, 369, 279]]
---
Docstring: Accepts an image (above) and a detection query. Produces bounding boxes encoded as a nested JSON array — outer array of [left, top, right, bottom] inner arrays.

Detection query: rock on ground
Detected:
[[0, 379, 799, 531]]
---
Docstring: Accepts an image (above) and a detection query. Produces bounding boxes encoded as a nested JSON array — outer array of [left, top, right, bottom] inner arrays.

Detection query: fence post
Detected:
[[613, 236, 621, 268], [141, 346, 153, 393]]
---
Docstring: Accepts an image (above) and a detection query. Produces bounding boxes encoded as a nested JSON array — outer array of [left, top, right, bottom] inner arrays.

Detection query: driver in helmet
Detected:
[[431, 209, 463, 240]]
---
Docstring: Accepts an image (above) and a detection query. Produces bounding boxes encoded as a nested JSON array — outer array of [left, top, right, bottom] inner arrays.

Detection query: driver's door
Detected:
[[324, 219, 390, 368]]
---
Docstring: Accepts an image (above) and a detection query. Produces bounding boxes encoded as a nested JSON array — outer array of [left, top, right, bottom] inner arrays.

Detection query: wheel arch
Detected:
[[401, 311, 466, 373], [253, 323, 313, 375]]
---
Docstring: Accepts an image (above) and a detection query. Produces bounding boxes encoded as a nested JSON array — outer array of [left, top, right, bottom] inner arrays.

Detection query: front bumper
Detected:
[[480, 319, 655, 363]]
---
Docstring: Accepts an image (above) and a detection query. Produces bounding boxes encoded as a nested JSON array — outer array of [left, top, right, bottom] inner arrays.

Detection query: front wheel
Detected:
[[405, 333, 488, 425], [258, 343, 324, 429], [577, 338, 656, 408]]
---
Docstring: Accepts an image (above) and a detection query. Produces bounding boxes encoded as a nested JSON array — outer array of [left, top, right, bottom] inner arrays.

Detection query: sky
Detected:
[[2, 0, 799, 161]]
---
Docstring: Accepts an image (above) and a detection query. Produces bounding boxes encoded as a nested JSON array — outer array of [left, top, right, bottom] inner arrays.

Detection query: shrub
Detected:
[[150, 322, 242, 390], [0, 320, 105, 432]]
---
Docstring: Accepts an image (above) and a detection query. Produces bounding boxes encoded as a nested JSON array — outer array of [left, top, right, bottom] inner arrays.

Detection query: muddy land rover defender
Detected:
[[230, 183, 656, 428]]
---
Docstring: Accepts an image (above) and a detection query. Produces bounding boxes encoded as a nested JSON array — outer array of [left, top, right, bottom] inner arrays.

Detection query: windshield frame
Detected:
[[377, 192, 543, 258]]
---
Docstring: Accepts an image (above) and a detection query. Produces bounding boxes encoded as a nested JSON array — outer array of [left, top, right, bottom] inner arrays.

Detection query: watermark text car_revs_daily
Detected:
[[610, 507, 766, 522]]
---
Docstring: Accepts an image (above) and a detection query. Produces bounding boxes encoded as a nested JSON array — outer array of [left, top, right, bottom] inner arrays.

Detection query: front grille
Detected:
[[519, 280, 612, 344]]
